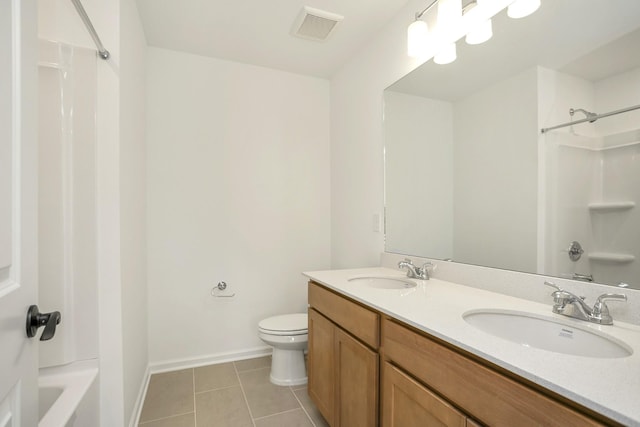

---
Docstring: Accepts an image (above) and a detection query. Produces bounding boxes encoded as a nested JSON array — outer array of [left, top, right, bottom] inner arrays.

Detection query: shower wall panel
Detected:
[[38, 40, 99, 367]]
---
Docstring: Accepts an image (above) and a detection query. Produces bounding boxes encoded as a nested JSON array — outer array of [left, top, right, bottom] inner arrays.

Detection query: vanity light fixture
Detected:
[[465, 0, 493, 45], [407, 0, 541, 61], [507, 0, 541, 19]]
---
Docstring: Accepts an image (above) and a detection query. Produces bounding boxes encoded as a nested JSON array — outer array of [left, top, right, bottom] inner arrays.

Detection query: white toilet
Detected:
[[258, 313, 308, 386]]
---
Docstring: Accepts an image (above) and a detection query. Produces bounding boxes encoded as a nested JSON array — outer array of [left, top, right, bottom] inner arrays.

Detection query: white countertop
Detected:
[[304, 267, 640, 427]]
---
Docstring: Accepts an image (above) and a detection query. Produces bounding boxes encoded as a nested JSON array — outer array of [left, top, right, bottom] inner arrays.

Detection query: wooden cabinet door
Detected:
[[334, 328, 378, 427], [309, 309, 336, 425], [382, 362, 465, 427]]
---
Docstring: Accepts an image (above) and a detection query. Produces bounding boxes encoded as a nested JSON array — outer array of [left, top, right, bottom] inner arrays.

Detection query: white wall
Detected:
[[384, 91, 454, 258], [119, 0, 148, 423], [146, 47, 331, 365], [453, 67, 538, 273]]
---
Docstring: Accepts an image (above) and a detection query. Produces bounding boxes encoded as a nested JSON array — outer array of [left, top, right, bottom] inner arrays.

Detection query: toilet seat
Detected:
[[258, 313, 308, 336]]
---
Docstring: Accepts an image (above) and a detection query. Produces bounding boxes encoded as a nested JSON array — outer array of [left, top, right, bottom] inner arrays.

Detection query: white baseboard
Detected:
[[128, 346, 272, 426], [129, 365, 151, 427], [148, 346, 273, 374]]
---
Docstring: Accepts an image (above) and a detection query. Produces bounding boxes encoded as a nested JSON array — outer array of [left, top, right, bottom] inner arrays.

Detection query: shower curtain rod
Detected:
[[540, 103, 640, 134], [70, 0, 110, 60]]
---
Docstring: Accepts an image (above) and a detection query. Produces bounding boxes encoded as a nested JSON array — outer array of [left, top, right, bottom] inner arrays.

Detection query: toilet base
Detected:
[[269, 347, 307, 386]]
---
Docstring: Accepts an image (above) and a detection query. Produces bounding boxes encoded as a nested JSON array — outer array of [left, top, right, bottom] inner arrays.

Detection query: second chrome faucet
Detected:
[[398, 258, 432, 280], [544, 281, 627, 325]]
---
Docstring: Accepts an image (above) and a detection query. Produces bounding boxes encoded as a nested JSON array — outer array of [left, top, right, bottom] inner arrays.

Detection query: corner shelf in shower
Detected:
[[588, 201, 635, 212], [588, 252, 635, 263]]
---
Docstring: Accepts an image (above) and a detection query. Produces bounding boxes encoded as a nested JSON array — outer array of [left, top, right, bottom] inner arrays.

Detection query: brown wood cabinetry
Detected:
[[382, 318, 605, 427], [307, 280, 614, 427], [308, 282, 379, 426]]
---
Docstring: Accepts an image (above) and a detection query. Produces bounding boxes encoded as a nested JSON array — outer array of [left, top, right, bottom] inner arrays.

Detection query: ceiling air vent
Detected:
[[291, 6, 343, 42]]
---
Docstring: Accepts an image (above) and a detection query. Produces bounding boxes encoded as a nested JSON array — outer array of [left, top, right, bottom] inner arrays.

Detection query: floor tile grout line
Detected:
[[233, 361, 257, 427], [194, 383, 242, 395], [138, 410, 196, 425], [290, 388, 317, 427], [252, 407, 307, 422]]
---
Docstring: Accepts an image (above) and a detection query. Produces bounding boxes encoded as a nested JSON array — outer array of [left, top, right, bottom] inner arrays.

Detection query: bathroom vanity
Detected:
[[305, 268, 640, 427]]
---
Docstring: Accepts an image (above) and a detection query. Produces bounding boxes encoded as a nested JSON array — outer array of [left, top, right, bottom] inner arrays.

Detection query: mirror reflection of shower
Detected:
[[542, 97, 640, 289], [541, 103, 640, 134], [570, 108, 598, 123]]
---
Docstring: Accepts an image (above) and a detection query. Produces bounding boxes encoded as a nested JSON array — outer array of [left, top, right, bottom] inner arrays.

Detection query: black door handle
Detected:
[[26, 305, 61, 341]]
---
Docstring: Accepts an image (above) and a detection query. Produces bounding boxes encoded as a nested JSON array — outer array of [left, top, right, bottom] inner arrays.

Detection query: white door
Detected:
[[0, 0, 39, 426]]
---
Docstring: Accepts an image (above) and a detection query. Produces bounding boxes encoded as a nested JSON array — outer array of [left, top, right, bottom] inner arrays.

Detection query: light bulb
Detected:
[[434, 42, 457, 64], [433, 0, 461, 64], [407, 20, 429, 58], [507, 0, 541, 19], [465, 0, 492, 45], [466, 17, 492, 44]]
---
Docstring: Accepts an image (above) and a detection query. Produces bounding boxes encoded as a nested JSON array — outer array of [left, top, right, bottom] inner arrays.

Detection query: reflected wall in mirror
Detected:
[[384, 0, 640, 289]]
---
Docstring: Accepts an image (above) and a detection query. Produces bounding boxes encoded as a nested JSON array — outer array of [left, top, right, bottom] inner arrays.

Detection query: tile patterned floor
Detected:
[[138, 356, 329, 427]]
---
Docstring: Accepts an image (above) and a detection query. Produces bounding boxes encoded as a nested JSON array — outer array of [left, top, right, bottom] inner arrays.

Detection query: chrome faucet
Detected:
[[398, 258, 432, 280], [544, 281, 627, 325]]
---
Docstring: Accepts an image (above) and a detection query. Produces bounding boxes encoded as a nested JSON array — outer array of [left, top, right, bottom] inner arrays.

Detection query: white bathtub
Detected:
[[38, 361, 98, 427]]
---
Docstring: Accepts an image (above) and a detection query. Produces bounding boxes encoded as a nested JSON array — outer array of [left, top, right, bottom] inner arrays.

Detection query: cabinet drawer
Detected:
[[382, 361, 465, 427], [308, 281, 379, 348], [382, 318, 605, 427]]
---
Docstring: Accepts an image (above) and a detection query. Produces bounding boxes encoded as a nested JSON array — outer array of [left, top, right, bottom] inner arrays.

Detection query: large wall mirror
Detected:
[[384, 0, 640, 289]]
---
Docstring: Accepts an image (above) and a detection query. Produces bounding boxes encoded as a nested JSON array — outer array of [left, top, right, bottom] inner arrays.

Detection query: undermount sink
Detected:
[[348, 276, 417, 290], [463, 309, 632, 359]]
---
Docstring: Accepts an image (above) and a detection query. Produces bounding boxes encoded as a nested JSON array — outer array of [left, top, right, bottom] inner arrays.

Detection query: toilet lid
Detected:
[[259, 313, 308, 335]]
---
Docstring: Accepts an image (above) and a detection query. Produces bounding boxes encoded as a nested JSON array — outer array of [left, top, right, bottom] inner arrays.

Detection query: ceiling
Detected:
[[135, 0, 411, 78]]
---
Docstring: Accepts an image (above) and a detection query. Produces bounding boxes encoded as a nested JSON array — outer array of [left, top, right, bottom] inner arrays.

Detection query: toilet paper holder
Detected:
[[211, 281, 235, 298]]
